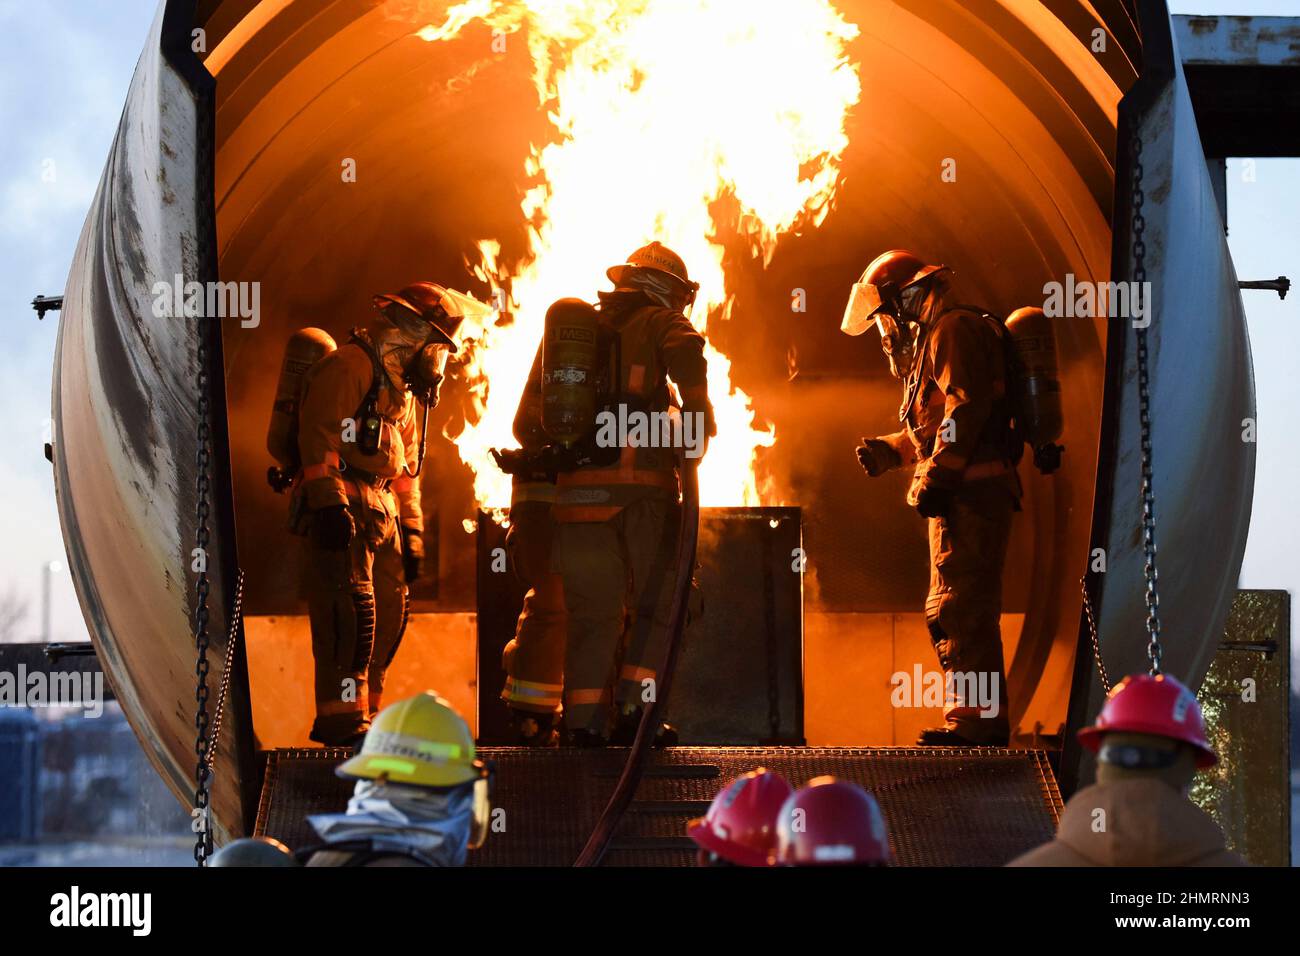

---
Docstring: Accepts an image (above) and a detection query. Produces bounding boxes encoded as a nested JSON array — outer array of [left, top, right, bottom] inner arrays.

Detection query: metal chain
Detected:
[[1130, 131, 1163, 676], [193, 325, 214, 865], [1083, 126, 1164, 691], [1080, 575, 1111, 694], [205, 569, 245, 769]]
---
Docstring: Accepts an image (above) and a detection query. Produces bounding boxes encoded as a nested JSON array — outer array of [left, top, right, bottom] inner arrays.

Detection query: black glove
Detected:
[[914, 483, 955, 519], [913, 466, 962, 519], [856, 437, 900, 478], [311, 505, 355, 551], [400, 525, 425, 584], [491, 447, 562, 483]]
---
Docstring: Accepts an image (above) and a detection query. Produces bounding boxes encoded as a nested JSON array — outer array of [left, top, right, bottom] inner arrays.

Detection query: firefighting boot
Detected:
[[916, 724, 1009, 747], [510, 708, 560, 748], [610, 707, 679, 748], [566, 729, 610, 748], [310, 720, 371, 752]]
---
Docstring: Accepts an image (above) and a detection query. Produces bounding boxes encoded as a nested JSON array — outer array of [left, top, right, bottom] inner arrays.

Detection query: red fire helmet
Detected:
[[686, 768, 792, 867], [1077, 672, 1217, 768], [774, 776, 891, 866]]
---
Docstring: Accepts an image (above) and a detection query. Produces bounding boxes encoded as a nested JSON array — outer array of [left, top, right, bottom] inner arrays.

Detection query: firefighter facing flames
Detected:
[[494, 242, 714, 747], [842, 250, 1024, 747]]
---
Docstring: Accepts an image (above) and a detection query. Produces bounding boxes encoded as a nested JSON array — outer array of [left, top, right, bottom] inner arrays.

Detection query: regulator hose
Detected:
[[573, 454, 700, 867]]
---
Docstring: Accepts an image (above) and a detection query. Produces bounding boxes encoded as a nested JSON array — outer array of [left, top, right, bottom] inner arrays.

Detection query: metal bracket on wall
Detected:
[[1239, 277, 1290, 300]]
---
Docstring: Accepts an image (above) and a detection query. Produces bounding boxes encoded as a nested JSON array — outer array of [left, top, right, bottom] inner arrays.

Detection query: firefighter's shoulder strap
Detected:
[[348, 328, 385, 412], [347, 329, 388, 458], [953, 305, 1025, 466]]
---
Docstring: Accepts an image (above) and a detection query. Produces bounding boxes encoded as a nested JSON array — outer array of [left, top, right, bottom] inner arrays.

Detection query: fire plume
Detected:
[[417, 0, 861, 511]]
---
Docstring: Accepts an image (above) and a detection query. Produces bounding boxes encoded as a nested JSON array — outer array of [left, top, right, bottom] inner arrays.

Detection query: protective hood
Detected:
[[307, 779, 475, 867], [352, 322, 419, 394]]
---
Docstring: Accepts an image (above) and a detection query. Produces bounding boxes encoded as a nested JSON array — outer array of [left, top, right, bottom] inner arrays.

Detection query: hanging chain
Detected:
[[194, 324, 214, 865], [1083, 125, 1164, 690], [1080, 575, 1111, 694], [205, 569, 245, 769], [1130, 131, 1163, 677]]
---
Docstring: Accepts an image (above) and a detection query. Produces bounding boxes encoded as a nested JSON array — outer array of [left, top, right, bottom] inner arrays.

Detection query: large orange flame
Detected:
[[419, 0, 861, 512]]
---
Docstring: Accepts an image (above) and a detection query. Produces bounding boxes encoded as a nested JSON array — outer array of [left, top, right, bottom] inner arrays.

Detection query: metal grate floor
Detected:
[[255, 746, 1062, 866]]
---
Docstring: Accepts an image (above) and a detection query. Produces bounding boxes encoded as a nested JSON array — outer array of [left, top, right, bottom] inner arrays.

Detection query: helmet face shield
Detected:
[[841, 277, 893, 336], [842, 260, 949, 336], [438, 288, 497, 328]]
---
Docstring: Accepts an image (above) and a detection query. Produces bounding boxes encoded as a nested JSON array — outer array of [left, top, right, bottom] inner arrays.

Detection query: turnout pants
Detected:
[[305, 490, 409, 745], [553, 496, 680, 735], [925, 481, 1015, 742], [500, 501, 567, 715]]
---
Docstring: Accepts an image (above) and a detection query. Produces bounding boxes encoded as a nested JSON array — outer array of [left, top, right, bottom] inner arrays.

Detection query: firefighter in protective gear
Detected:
[[296, 282, 479, 747], [550, 241, 713, 745], [774, 776, 892, 866], [303, 692, 493, 867], [843, 250, 1019, 747], [497, 344, 568, 746], [1009, 673, 1246, 867], [687, 768, 792, 866]]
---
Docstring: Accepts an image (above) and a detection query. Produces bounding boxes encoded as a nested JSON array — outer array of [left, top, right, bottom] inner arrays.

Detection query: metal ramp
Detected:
[[255, 746, 1062, 866]]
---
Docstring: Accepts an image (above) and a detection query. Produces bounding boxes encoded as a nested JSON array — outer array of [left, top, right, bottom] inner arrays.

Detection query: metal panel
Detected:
[[1066, 0, 1256, 792], [257, 745, 1062, 867], [476, 507, 803, 745], [1192, 590, 1291, 867], [1174, 16, 1300, 157], [50, 0, 256, 840]]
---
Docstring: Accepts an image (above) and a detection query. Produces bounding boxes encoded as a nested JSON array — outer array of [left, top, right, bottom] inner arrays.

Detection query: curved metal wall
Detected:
[[52, 0, 255, 841]]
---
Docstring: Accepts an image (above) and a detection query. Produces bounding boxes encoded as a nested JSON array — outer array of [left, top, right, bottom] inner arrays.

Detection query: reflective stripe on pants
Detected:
[[552, 496, 680, 735]]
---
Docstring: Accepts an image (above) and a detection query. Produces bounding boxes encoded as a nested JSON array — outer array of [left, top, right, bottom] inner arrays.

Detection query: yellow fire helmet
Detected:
[[337, 691, 485, 789]]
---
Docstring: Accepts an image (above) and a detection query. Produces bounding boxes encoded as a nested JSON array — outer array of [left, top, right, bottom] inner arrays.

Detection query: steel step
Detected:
[[255, 746, 1062, 866]]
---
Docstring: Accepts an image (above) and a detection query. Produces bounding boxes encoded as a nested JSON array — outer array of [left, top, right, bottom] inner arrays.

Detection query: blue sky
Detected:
[[0, 2, 1297, 692]]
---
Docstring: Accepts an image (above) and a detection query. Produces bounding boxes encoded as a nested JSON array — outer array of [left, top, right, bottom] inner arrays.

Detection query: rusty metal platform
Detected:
[[255, 746, 1062, 866]]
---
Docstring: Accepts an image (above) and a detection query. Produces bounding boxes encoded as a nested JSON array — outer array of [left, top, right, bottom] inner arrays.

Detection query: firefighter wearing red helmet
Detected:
[[687, 768, 793, 866], [842, 250, 1019, 747], [1008, 673, 1247, 867], [774, 776, 892, 866]]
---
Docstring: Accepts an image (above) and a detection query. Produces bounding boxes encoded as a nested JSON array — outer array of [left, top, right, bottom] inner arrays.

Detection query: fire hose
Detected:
[[573, 452, 700, 867]]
